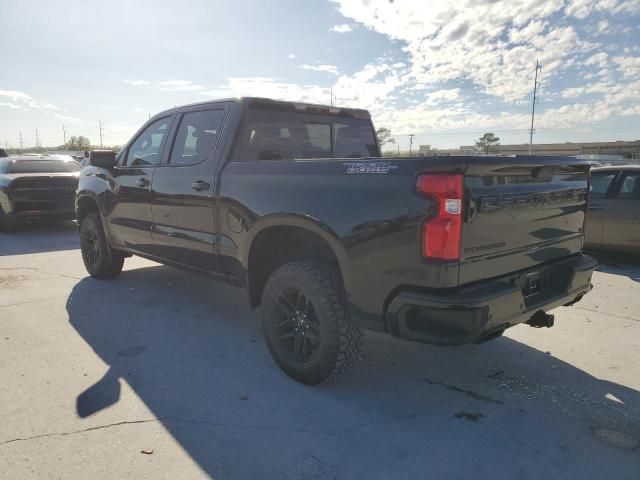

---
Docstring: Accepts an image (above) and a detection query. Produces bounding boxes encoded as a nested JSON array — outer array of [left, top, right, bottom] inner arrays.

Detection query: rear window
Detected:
[[7, 160, 81, 174], [232, 108, 379, 161]]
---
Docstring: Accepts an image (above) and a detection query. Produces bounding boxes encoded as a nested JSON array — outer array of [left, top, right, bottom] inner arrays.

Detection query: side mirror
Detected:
[[89, 150, 116, 168]]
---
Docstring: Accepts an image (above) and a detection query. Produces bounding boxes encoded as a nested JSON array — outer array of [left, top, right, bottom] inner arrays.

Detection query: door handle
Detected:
[[191, 180, 211, 191], [136, 178, 150, 187]]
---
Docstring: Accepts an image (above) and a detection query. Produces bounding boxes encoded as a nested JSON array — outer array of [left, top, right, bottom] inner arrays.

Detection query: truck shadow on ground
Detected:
[[66, 265, 640, 480], [0, 221, 78, 256]]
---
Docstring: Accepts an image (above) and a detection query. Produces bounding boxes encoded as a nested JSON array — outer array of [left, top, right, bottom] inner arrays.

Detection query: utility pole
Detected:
[[63, 125, 67, 145], [408, 133, 415, 156], [19, 131, 23, 150], [330, 87, 337, 106], [35, 129, 40, 149], [99, 121, 104, 148], [529, 59, 542, 156], [397, 144, 400, 157]]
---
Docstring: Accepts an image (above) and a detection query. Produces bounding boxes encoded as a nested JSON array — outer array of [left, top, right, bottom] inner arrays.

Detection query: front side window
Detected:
[[232, 108, 379, 161], [590, 172, 616, 199], [169, 109, 225, 166], [125, 117, 172, 167]]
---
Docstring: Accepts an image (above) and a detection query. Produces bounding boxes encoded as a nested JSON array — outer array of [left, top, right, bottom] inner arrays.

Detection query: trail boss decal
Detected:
[[345, 161, 398, 174]]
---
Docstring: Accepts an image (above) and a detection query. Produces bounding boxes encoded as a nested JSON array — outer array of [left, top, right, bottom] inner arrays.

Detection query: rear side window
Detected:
[[169, 109, 225, 166], [7, 160, 81, 173], [614, 172, 640, 199], [590, 172, 616, 199], [232, 108, 379, 161], [125, 117, 172, 167]]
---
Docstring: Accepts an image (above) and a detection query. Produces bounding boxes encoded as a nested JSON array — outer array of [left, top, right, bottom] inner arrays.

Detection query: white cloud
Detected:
[[123, 79, 204, 92], [0, 89, 32, 101], [596, 19, 610, 34], [564, 0, 640, 19], [200, 77, 330, 104], [301, 64, 340, 75], [0, 89, 58, 112], [586, 52, 609, 69], [425, 88, 461, 105], [334, 1, 588, 102], [124, 79, 151, 86], [158, 80, 205, 92], [330, 23, 352, 33], [613, 55, 640, 78], [288, 53, 296, 59], [324, 0, 640, 137]]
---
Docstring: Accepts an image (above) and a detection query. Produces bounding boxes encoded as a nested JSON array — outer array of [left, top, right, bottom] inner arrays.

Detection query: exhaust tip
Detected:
[[526, 310, 555, 328]]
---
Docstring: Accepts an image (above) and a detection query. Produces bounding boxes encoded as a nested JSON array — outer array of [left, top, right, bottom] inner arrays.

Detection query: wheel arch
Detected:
[[245, 215, 351, 308], [76, 193, 101, 225]]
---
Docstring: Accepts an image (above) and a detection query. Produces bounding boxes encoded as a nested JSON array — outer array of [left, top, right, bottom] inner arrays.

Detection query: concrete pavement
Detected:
[[1, 223, 639, 479]]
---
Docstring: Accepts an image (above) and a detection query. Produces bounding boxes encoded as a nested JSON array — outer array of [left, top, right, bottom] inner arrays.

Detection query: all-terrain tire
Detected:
[[80, 212, 124, 279], [261, 260, 362, 385]]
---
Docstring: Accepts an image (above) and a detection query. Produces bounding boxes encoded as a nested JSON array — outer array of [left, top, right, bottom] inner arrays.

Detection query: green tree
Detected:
[[376, 127, 395, 147], [66, 136, 91, 150], [475, 132, 500, 154]]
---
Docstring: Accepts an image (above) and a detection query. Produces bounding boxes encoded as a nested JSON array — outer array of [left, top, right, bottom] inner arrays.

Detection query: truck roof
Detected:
[[152, 97, 372, 121], [592, 164, 640, 172]]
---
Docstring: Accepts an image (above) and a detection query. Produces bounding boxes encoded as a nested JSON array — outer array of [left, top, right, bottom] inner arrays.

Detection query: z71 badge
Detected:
[[345, 161, 398, 174]]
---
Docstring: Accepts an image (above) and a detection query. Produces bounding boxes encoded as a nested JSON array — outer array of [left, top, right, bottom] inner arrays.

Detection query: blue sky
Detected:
[[1, 0, 639, 150]]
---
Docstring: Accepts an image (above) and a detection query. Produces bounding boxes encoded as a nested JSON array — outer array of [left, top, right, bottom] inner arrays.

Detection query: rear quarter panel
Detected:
[[217, 157, 464, 327]]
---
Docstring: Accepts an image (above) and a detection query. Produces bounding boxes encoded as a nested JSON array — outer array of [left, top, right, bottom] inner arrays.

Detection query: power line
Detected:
[[529, 59, 542, 155], [408, 133, 415, 155]]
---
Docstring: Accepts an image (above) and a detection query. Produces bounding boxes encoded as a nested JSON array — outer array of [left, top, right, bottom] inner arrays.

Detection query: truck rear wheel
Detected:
[[261, 261, 362, 384], [80, 212, 124, 279]]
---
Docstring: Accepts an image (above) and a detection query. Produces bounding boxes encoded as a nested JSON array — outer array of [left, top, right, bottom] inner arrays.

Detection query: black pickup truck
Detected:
[[76, 97, 596, 384]]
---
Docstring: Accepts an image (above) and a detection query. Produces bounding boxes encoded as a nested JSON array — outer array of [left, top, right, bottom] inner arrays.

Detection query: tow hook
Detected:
[[526, 310, 555, 328]]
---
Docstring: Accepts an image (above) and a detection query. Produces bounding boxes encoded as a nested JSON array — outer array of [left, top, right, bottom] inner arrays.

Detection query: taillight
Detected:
[[416, 174, 463, 260]]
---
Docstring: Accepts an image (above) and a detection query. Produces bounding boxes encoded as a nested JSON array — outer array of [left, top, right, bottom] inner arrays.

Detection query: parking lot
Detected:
[[1, 223, 639, 479]]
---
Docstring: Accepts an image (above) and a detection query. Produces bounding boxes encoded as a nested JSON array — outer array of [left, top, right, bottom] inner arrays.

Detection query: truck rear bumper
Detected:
[[385, 254, 596, 345]]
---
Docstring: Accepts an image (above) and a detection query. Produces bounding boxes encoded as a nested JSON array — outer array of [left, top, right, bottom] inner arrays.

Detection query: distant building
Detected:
[[461, 140, 640, 158], [419, 140, 640, 160], [417, 145, 474, 156]]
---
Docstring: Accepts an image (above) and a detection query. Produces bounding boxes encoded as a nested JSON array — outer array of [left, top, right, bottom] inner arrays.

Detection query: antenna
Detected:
[[529, 59, 542, 156]]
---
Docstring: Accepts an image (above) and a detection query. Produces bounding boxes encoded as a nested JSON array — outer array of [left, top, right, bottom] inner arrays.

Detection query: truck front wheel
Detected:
[[261, 261, 362, 385], [80, 212, 124, 279]]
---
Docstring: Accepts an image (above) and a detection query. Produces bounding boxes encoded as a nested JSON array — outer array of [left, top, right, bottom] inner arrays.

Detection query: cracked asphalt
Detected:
[[1, 222, 639, 479]]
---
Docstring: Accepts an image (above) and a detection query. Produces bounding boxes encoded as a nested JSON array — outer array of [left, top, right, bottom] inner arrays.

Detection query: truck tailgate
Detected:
[[460, 157, 590, 285]]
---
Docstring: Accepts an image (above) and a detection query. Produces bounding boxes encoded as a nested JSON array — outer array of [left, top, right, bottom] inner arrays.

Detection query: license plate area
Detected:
[[522, 271, 542, 297]]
